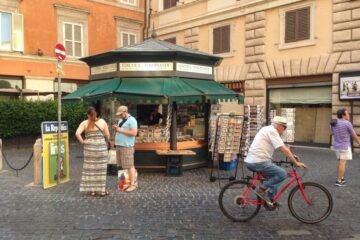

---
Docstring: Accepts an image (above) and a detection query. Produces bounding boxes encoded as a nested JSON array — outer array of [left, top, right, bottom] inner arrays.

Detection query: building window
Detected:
[[164, 37, 176, 44], [121, 31, 136, 47], [213, 25, 230, 54], [63, 22, 84, 57], [120, 0, 137, 6], [164, 0, 177, 10], [54, 81, 78, 93], [0, 11, 23, 52], [115, 16, 141, 48], [54, 4, 89, 58], [285, 7, 310, 43], [279, 3, 315, 49], [0, 77, 22, 89]]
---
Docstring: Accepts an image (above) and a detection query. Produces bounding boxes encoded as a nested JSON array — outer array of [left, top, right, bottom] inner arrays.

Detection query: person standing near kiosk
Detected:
[[113, 106, 138, 192]]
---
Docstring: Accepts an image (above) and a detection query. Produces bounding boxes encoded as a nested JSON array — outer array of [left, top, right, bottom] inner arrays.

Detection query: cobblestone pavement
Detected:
[[1, 142, 360, 240]]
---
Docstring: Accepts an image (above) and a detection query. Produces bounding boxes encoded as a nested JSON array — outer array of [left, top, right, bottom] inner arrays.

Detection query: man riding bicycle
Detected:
[[244, 116, 306, 204]]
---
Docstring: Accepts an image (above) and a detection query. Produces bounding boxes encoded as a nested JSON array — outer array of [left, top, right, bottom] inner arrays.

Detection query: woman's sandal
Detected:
[[125, 185, 137, 192], [100, 191, 110, 197]]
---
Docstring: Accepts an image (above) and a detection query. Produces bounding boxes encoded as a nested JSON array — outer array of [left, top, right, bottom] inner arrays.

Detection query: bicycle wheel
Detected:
[[288, 182, 333, 224], [219, 180, 261, 222]]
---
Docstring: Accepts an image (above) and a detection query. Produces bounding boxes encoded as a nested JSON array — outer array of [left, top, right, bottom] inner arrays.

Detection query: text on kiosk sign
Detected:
[[42, 122, 68, 134], [117, 62, 213, 75]]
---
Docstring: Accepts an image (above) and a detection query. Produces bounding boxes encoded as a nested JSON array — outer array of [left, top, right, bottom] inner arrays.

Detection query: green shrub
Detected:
[[0, 99, 88, 138]]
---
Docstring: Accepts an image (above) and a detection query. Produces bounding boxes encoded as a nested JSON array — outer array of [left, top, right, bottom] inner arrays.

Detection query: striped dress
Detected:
[[79, 130, 108, 192]]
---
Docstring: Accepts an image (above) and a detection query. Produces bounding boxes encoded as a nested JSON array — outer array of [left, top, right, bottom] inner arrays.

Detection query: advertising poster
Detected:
[[339, 71, 360, 100], [41, 121, 70, 189]]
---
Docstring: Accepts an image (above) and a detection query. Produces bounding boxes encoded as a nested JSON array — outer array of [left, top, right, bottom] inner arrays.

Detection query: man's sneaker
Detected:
[[335, 180, 346, 186]]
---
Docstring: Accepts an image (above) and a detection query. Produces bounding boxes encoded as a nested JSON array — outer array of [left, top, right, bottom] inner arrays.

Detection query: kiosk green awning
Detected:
[[63, 77, 243, 104]]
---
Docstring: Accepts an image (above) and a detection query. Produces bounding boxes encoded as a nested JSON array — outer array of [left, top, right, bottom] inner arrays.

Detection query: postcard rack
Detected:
[[209, 114, 246, 185]]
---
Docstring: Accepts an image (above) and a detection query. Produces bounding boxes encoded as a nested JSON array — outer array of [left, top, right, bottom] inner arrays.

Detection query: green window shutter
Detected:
[[12, 13, 23, 52]]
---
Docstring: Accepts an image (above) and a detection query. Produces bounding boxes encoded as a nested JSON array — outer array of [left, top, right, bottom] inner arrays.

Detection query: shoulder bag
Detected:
[[95, 123, 111, 150]]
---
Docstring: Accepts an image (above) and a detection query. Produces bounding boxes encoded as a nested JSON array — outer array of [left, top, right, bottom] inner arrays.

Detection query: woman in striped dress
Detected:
[[76, 107, 110, 197]]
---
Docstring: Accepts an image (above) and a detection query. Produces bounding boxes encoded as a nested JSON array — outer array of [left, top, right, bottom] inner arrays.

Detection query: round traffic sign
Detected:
[[54, 43, 66, 61]]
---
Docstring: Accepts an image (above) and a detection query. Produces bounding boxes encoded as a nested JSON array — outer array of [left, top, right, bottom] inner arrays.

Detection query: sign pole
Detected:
[[54, 43, 66, 185], [57, 61, 62, 185]]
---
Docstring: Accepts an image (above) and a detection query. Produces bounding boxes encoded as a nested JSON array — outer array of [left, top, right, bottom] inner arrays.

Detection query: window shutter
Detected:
[[297, 7, 310, 41], [285, 11, 296, 43], [129, 34, 136, 45], [12, 13, 23, 52], [285, 7, 310, 43], [213, 25, 230, 54], [213, 27, 221, 54], [222, 25, 230, 53], [74, 25, 82, 41], [122, 33, 129, 47], [164, 37, 176, 44], [164, 0, 176, 10], [164, 0, 170, 9]]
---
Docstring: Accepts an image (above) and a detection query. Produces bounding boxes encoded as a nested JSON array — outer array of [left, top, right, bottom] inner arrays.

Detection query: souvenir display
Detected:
[[209, 114, 244, 162], [269, 109, 277, 125], [246, 105, 265, 138], [281, 108, 296, 143], [136, 126, 168, 143]]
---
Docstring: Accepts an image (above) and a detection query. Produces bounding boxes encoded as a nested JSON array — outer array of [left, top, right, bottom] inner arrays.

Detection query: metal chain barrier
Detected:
[[2, 150, 33, 176]]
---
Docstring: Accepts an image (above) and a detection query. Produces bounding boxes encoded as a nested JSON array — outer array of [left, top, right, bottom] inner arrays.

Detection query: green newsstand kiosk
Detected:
[[63, 38, 243, 172]]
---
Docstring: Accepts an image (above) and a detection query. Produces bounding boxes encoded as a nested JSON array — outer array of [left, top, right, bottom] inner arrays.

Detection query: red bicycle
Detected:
[[219, 160, 333, 224]]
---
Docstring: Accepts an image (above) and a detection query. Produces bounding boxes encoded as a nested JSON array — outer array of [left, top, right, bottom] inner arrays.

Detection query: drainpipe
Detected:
[[144, 0, 152, 39]]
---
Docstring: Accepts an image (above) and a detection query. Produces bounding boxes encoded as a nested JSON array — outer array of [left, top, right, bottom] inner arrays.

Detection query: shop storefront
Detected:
[[63, 39, 243, 169], [267, 75, 332, 146]]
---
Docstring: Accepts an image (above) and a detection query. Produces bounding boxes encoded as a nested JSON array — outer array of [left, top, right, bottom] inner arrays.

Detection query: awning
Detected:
[[269, 86, 331, 104], [63, 77, 243, 104]]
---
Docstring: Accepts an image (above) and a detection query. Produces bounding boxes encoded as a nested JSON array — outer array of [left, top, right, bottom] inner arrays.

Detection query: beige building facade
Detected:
[[149, 0, 360, 148]]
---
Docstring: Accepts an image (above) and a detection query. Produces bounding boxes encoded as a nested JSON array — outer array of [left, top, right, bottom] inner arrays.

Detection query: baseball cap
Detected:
[[272, 116, 287, 128], [115, 106, 128, 116]]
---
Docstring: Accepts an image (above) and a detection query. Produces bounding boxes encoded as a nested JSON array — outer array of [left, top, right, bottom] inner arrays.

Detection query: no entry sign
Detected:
[[54, 43, 66, 61]]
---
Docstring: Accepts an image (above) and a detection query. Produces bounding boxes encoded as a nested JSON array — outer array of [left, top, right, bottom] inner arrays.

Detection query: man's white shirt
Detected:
[[245, 125, 284, 164]]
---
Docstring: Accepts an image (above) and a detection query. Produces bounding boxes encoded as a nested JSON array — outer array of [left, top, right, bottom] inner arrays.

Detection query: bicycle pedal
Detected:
[[263, 201, 274, 210]]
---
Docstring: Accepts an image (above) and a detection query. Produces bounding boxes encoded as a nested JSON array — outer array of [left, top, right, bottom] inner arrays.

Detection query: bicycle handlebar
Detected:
[[273, 160, 307, 177], [273, 160, 293, 166]]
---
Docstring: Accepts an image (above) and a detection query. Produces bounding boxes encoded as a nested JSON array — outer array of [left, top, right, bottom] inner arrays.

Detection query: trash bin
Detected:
[[219, 159, 237, 171]]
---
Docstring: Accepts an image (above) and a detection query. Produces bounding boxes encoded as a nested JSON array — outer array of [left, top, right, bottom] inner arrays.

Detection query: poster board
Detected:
[[41, 121, 70, 189], [339, 71, 360, 100]]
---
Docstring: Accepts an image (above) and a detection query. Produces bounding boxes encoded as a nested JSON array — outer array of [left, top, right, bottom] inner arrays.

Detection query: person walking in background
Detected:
[[75, 106, 110, 197], [112, 105, 138, 192], [330, 108, 360, 186]]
